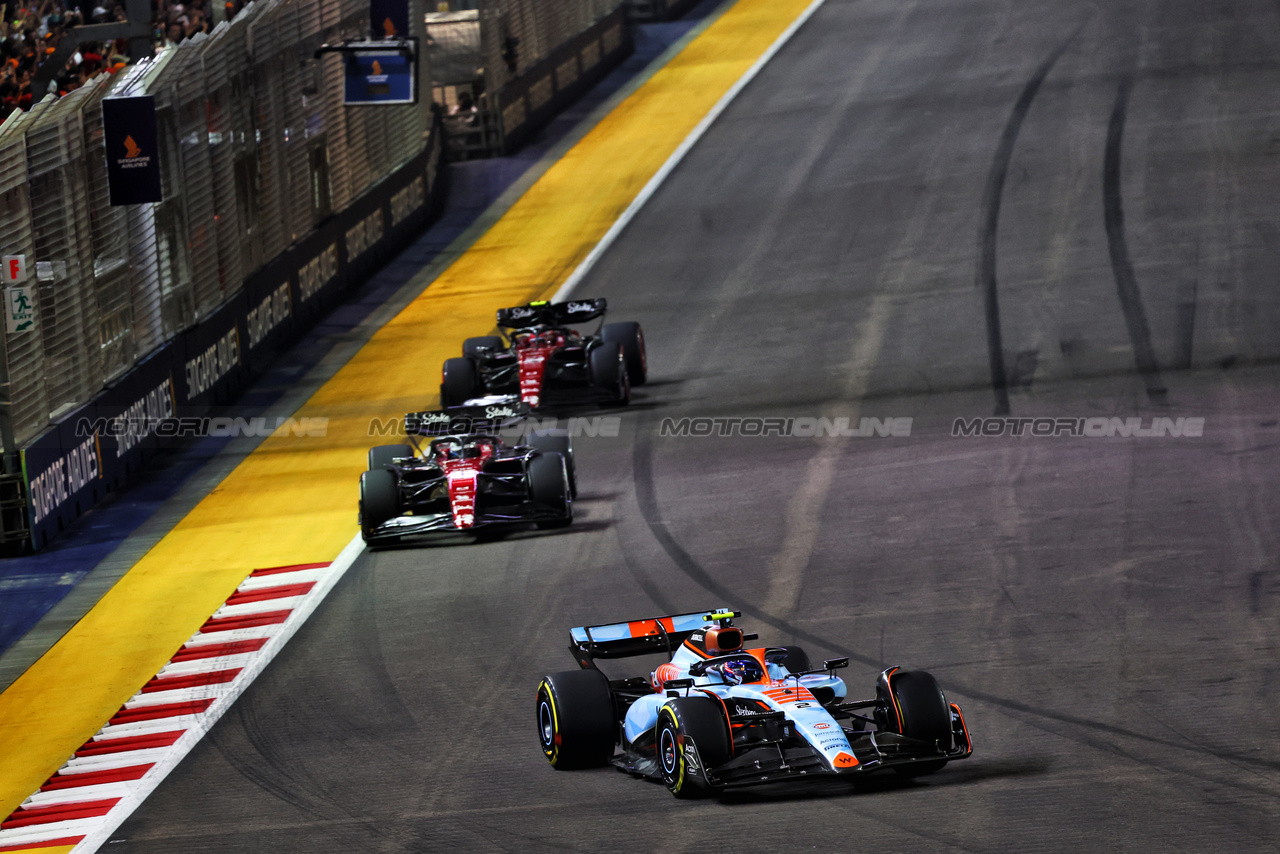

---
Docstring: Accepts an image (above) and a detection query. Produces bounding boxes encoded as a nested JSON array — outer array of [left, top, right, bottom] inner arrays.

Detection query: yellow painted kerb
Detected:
[[0, 0, 819, 818]]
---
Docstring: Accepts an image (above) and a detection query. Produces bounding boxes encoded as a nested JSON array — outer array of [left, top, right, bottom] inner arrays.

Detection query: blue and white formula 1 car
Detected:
[[535, 610, 972, 797]]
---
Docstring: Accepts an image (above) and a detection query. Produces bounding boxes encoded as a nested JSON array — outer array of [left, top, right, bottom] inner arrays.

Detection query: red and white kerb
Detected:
[[0, 534, 363, 854]]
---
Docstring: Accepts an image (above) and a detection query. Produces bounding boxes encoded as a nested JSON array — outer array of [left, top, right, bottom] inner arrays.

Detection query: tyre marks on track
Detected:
[[1103, 71, 1167, 402], [761, 294, 892, 622], [632, 420, 1280, 798], [976, 27, 1083, 415]]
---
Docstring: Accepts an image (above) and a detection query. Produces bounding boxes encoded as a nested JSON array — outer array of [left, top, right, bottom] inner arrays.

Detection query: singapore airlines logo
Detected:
[[371, 60, 383, 76], [118, 134, 151, 170]]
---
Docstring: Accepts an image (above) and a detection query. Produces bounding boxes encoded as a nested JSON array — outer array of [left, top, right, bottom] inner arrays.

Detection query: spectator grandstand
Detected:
[[0, 0, 241, 117]]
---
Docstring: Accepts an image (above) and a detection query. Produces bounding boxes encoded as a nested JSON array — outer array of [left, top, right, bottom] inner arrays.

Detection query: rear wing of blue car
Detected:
[[496, 298, 607, 329], [568, 609, 737, 668], [404, 401, 530, 437]]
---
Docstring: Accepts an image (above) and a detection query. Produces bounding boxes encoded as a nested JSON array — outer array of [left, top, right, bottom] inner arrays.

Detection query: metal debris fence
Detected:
[[0, 0, 432, 451]]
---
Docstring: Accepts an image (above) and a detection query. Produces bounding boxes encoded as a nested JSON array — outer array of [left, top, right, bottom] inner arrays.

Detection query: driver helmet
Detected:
[[460, 438, 491, 459], [720, 656, 764, 686], [433, 438, 462, 461]]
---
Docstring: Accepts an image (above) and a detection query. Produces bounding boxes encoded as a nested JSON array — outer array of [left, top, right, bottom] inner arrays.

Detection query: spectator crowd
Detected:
[[0, 0, 243, 119]]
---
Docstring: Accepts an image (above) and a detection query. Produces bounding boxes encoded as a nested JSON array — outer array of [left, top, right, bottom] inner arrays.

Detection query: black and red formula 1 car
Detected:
[[536, 610, 972, 798], [358, 402, 575, 545], [440, 298, 646, 409]]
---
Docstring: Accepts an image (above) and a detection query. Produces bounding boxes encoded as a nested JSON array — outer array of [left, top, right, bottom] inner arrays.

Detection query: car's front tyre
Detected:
[[656, 698, 731, 798], [602, 321, 646, 386], [529, 452, 572, 529], [462, 335, 504, 359], [588, 342, 629, 407], [368, 444, 414, 471], [528, 430, 576, 499], [359, 468, 400, 542], [441, 357, 479, 407], [876, 668, 952, 777]]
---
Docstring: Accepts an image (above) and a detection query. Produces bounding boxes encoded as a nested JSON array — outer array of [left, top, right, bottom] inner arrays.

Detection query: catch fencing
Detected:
[[1, 0, 445, 549], [0, 0, 430, 453]]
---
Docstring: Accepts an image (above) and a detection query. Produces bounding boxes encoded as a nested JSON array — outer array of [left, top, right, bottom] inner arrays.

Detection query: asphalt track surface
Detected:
[[115, 0, 1280, 850]]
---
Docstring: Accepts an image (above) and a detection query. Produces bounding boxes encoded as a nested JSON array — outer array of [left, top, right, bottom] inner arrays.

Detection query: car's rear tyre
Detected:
[[359, 468, 399, 542], [602, 321, 646, 386], [877, 669, 951, 776], [529, 452, 572, 529], [588, 342, 630, 407], [368, 444, 414, 471], [536, 670, 615, 769], [441, 357, 479, 407], [529, 430, 576, 498], [463, 335, 505, 358], [657, 698, 731, 798]]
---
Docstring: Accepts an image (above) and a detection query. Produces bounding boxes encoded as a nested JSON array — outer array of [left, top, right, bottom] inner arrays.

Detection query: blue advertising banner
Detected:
[[344, 46, 416, 105], [103, 96, 163, 206]]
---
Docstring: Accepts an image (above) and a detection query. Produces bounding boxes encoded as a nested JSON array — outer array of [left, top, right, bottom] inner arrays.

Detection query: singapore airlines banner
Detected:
[[103, 95, 163, 205], [344, 49, 416, 105]]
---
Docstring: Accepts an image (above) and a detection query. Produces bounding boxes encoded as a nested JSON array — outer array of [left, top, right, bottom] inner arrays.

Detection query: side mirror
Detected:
[[823, 658, 849, 671], [665, 678, 694, 696]]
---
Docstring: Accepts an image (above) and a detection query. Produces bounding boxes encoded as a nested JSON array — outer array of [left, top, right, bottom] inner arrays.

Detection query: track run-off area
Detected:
[[8, 0, 1280, 851]]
